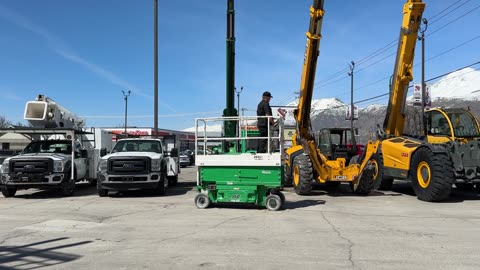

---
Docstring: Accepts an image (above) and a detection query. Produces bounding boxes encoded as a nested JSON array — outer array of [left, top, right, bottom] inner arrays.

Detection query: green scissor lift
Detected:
[[194, 116, 285, 211]]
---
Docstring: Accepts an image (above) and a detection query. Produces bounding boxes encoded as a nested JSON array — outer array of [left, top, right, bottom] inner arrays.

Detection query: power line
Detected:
[[428, 0, 472, 25], [314, 1, 474, 88], [427, 3, 480, 37], [309, 61, 480, 114]]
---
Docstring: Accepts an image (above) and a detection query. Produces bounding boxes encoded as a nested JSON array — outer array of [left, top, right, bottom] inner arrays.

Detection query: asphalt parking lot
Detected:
[[1, 166, 480, 270]]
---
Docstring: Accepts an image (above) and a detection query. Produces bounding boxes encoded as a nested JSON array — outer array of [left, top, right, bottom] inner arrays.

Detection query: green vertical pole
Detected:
[[223, 0, 238, 152]]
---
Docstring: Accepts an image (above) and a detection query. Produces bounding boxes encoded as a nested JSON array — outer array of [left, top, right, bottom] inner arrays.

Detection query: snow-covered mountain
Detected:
[[428, 67, 480, 100], [183, 68, 479, 140]]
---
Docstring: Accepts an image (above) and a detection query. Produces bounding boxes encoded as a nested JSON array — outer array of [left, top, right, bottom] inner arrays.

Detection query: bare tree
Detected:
[[0, 115, 12, 128]]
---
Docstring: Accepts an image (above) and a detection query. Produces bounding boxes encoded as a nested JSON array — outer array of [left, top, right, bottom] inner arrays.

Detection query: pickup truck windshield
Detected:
[[23, 140, 73, 154], [112, 140, 163, 153]]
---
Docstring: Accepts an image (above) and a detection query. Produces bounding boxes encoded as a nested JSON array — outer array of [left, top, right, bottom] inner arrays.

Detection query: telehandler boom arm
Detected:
[[383, 0, 425, 136]]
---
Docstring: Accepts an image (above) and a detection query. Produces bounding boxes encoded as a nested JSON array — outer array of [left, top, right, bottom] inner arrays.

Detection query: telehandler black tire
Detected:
[[292, 154, 313, 195], [371, 154, 394, 190], [283, 165, 293, 187], [410, 148, 454, 202], [349, 156, 374, 195]]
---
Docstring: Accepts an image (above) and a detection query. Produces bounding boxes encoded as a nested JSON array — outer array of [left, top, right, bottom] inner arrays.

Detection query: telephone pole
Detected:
[[419, 18, 428, 136], [348, 61, 356, 146]]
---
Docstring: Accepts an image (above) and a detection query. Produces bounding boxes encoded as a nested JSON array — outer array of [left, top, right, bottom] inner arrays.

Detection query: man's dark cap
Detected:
[[263, 91, 273, 98]]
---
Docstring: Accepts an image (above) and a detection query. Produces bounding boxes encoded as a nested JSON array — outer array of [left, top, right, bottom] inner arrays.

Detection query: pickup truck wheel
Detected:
[[156, 173, 167, 196], [98, 187, 108, 197], [1, 186, 17, 197], [167, 175, 178, 186], [61, 169, 76, 196], [61, 181, 75, 196]]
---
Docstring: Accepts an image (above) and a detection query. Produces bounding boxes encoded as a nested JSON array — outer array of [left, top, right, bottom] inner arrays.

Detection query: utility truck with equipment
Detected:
[[0, 94, 111, 197]]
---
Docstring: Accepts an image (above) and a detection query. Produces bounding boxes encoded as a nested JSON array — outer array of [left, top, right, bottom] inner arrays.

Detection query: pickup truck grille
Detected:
[[108, 157, 150, 174], [10, 158, 53, 174]]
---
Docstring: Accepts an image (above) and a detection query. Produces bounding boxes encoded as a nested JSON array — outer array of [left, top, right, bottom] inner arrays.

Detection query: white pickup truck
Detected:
[[1, 139, 88, 197], [96, 138, 179, 197]]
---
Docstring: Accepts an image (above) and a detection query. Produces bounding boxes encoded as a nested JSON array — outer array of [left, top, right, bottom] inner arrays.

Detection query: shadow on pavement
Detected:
[[6, 182, 97, 200], [107, 181, 196, 198], [0, 237, 91, 269], [381, 181, 480, 203], [283, 199, 326, 210]]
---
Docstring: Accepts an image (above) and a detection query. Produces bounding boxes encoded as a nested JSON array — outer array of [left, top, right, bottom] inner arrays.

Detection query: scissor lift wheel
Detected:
[[265, 194, 282, 211], [195, 193, 211, 209]]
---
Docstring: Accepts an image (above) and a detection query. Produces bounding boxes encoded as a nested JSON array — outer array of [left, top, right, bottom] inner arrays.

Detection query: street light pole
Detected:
[[153, 0, 158, 138], [348, 61, 356, 146], [235, 86, 243, 118], [122, 90, 131, 134]]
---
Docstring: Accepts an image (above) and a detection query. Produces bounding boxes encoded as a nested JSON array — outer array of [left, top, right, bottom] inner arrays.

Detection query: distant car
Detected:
[[179, 152, 190, 168], [183, 149, 195, 165]]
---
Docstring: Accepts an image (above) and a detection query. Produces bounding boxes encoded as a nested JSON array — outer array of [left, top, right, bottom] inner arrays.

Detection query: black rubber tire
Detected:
[[265, 194, 282, 211], [1, 186, 17, 197], [60, 169, 76, 196], [98, 187, 108, 197], [97, 182, 108, 197], [292, 154, 313, 195], [348, 156, 374, 195], [156, 173, 167, 196], [283, 165, 293, 187], [410, 148, 454, 202], [354, 167, 374, 195], [167, 175, 178, 187], [371, 153, 394, 190], [195, 193, 210, 209]]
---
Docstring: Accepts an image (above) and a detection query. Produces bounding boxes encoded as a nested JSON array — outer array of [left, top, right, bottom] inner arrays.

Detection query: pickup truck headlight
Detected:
[[53, 160, 64, 172], [1, 161, 9, 174], [151, 159, 161, 172], [98, 160, 107, 173]]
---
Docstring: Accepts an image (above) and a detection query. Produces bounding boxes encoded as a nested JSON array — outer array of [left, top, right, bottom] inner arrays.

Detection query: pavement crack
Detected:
[[148, 216, 246, 245], [0, 231, 37, 246], [321, 212, 360, 270], [97, 209, 151, 223]]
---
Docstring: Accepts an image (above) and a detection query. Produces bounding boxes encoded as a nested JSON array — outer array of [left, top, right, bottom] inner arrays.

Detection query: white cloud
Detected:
[[0, 4, 176, 112]]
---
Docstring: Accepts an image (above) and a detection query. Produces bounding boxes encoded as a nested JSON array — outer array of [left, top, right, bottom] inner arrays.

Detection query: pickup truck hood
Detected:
[[3, 153, 67, 163], [103, 152, 164, 160]]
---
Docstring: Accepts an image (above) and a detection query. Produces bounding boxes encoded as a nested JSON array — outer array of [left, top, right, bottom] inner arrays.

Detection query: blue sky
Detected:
[[0, 0, 479, 130]]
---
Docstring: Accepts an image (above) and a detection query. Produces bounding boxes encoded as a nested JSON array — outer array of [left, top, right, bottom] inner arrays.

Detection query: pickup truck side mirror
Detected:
[[100, 148, 107, 157], [170, 148, 179, 158]]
